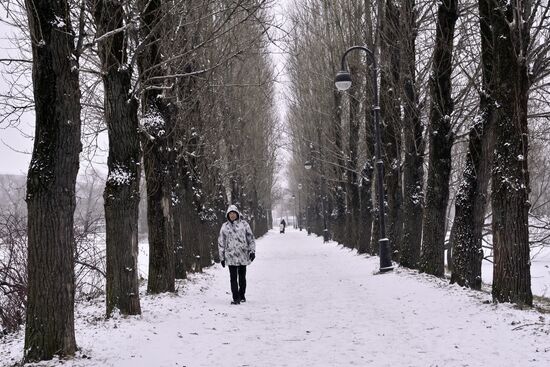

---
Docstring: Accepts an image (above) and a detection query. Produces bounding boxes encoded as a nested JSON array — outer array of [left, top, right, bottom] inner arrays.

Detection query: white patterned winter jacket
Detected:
[[218, 205, 256, 266]]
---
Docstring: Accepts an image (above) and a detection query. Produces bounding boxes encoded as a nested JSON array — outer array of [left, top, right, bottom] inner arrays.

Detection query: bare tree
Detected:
[[450, 0, 494, 289], [400, 0, 425, 269], [137, 0, 176, 294], [88, 0, 142, 315], [490, 0, 533, 306], [420, 0, 458, 277], [0, 205, 27, 334], [23, 0, 81, 360], [379, 0, 403, 260]]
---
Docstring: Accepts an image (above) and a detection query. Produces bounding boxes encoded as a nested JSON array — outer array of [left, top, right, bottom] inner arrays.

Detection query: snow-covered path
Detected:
[[2, 229, 550, 366]]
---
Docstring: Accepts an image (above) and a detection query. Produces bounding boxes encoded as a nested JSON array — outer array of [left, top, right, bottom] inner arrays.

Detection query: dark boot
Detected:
[[238, 265, 247, 302], [229, 266, 240, 304]]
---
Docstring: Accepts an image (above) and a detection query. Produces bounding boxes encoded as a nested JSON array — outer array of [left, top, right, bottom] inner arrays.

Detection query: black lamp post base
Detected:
[[378, 238, 394, 272]]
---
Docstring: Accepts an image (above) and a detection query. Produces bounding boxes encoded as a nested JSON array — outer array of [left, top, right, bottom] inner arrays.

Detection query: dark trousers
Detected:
[[228, 265, 247, 301]]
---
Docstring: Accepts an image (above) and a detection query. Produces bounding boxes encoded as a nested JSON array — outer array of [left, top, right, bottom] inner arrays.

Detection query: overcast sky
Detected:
[[0, 12, 33, 176]]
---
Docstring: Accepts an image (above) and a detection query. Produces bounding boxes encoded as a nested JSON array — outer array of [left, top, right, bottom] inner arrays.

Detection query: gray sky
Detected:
[[269, 0, 293, 193], [0, 14, 33, 175]]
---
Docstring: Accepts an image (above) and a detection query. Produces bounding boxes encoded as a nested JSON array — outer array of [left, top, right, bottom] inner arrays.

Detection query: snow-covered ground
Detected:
[[2, 229, 550, 366]]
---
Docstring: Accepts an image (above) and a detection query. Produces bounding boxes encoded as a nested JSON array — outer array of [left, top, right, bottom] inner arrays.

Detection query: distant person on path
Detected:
[[280, 218, 286, 233], [218, 205, 256, 305]]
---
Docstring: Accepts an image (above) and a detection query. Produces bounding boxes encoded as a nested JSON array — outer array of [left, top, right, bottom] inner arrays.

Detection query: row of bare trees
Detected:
[[0, 0, 279, 362], [287, 0, 550, 307]]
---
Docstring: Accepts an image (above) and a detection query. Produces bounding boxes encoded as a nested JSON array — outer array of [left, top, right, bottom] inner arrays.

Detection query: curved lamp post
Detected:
[[335, 46, 393, 272]]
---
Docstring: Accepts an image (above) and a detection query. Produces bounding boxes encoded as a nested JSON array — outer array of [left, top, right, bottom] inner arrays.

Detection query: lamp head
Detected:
[[304, 161, 313, 170], [335, 70, 352, 91]]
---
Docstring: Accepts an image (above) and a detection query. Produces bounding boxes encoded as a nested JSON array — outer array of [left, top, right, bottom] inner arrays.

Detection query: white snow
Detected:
[[51, 16, 65, 28], [106, 164, 133, 186], [1, 229, 550, 366], [141, 110, 166, 137]]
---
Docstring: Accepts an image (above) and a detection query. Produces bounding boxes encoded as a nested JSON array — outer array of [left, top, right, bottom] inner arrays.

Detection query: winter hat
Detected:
[[226, 204, 241, 221]]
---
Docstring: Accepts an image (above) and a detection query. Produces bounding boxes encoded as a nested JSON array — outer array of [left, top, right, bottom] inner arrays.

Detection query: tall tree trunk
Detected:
[[370, 206, 380, 255], [359, 0, 375, 256], [358, 161, 374, 254], [490, 0, 532, 306], [91, 0, 142, 316], [380, 0, 403, 260], [24, 0, 80, 360], [347, 65, 361, 249], [173, 184, 187, 279], [138, 0, 175, 293], [332, 91, 346, 243], [171, 7, 203, 278], [450, 115, 493, 288], [420, 0, 458, 277], [450, 0, 494, 289], [400, 0, 425, 269]]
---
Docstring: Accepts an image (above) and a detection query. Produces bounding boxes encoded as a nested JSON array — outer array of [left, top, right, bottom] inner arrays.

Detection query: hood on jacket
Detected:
[[226, 204, 241, 221]]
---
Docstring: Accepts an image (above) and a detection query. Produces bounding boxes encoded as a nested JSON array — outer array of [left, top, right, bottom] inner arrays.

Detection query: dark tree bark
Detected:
[[379, 0, 403, 260], [332, 91, 346, 243], [90, 0, 142, 316], [173, 169, 187, 278], [489, 0, 532, 306], [138, 0, 175, 293], [370, 205, 380, 255], [358, 161, 374, 254], [170, 8, 204, 278], [23, 0, 80, 361], [357, 0, 375, 256], [347, 65, 361, 249], [420, 0, 458, 277], [450, 117, 493, 288], [400, 0, 425, 269], [450, 0, 494, 289]]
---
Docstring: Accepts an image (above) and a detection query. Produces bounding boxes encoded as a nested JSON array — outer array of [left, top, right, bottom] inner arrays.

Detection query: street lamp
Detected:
[[335, 45, 393, 273], [334, 70, 352, 91], [304, 160, 313, 170]]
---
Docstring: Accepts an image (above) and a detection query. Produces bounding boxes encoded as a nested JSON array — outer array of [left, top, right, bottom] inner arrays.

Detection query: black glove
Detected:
[[221, 260, 225, 268], [249, 253, 255, 262]]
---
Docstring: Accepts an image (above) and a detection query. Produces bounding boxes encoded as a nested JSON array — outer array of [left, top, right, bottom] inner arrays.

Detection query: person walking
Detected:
[[280, 218, 286, 233], [218, 205, 256, 305]]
